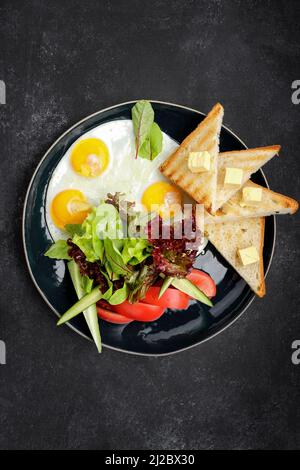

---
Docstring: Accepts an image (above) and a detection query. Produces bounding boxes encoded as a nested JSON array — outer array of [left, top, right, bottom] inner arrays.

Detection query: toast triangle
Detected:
[[214, 145, 280, 212], [205, 181, 299, 224], [205, 217, 266, 297], [160, 103, 224, 212]]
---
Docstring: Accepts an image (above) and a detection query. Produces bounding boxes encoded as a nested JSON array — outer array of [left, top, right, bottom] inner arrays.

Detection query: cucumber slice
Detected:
[[57, 285, 102, 326], [171, 278, 213, 307], [67, 261, 102, 353], [158, 276, 174, 299]]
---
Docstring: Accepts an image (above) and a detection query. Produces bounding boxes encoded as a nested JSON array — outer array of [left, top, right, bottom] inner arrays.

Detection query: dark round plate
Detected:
[[23, 101, 275, 356]]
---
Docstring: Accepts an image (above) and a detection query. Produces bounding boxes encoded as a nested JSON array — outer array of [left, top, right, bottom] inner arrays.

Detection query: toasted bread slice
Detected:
[[205, 217, 265, 297], [214, 145, 280, 212], [160, 103, 224, 212], [205, 181, 299, 224]]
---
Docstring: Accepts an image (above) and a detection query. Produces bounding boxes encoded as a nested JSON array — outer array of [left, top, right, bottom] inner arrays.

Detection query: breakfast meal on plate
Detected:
[[44, 100, 298, 352]]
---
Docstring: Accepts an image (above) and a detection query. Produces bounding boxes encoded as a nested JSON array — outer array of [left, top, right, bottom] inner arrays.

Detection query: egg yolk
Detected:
[[70, 138, 109, 177], [51, 190, 91, 229], [141, 182, 182, 218]]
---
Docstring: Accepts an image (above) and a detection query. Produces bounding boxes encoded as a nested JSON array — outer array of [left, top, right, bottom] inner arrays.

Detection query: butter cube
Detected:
[[242, 187, 262, 205], [188, 151, 211, 173], [224, 167, 243, 187], [238, 246, 260, 266]]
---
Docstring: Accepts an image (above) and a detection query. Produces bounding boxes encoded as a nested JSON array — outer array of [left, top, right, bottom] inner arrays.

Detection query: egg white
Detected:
[[46, 119, 178, 241]]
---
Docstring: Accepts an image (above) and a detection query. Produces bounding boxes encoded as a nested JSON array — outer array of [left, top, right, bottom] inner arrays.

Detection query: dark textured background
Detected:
[[0, 0, 299, 450]]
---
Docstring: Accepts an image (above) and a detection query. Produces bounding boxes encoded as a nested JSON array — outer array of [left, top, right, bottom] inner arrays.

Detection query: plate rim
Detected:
[[22, 100, 276, 357]]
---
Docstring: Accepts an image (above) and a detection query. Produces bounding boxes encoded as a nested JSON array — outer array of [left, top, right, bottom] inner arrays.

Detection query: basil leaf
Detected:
[[108, 282, 129, 305], [132, 101, 163, 160], [132, 100, 154, 158], [149, 122, 163, 160], [138, 123, 163, 160], [45, 240, 71, 260], [103, 238, 132, 276]]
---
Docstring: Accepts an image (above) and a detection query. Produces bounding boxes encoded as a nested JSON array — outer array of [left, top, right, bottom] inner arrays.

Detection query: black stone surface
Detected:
[[0, 0, 299, 450]]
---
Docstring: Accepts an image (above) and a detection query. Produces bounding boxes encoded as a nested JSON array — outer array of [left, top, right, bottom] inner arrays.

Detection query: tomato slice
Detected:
[[113, 300, 165, 322], [97, 307, 133, 324], [142, 286, 189, 310], [186, 269, 216, 298]]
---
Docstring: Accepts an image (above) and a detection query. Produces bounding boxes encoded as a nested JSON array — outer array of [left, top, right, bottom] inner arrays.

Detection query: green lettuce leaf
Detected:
[[132, 100, 154, 158], [82, 275, 94, 293], [65, 224, 84, 237], [100, 270, 113, 300], [108, 281, 129, 305], [104, 239, 132, 276], [71, 203, 123, 262], [139, 122, 163, 160], [132, 101, 163, 160], [149, 122, 163, 159], [122, 238, 152, 265], [127, 264, 158, 303], [45, 240, 71, 260]]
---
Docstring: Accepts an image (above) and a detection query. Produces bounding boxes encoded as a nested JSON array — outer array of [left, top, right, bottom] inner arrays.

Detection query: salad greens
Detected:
[[46, 198, 154, 348], [45, 239, 71, 260], [45, 194, 213, 351], [121, 238, 151, 265], [126, 264, 158, 304], [131, 100, 163, 160], [108, 281, 129, 306], [71, 203, 122, 263], [103, 238, 132, 276], [65, 224, 84, 237]]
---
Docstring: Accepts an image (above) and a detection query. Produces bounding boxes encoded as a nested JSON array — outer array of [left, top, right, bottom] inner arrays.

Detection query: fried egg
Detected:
[[46, 119, 180, 240], [141, 181, 183, 218], [50, 189, 91, 228]]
